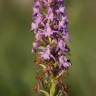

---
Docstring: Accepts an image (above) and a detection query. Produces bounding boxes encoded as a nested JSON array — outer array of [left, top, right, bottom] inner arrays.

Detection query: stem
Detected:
[[50, 79, 56, 96]]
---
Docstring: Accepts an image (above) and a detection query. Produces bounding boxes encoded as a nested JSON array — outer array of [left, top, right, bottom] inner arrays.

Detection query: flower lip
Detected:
[[59, 55, 71, 69]]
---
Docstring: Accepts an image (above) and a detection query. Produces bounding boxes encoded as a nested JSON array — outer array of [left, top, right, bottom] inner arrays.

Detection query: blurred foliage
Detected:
[[0, 0, 96, 96]]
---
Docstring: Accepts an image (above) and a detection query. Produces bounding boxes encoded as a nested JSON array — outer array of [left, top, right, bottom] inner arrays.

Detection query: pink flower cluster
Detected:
[[31, 0, 71, 95], [32, 0, 71, 70]]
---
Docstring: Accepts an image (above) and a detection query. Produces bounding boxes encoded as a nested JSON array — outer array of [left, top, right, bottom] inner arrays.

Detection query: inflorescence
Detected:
[[31, 0, 71, 96]]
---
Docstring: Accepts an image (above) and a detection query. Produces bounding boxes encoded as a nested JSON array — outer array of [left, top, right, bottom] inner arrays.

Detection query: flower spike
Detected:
[[31, 0, 71, 95]]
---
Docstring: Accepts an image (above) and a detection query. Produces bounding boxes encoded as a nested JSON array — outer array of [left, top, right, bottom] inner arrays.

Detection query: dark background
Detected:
[[0, 0, 96, 96]]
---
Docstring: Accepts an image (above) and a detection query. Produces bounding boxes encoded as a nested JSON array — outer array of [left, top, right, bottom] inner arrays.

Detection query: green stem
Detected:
[[50, 79, 56, 96]]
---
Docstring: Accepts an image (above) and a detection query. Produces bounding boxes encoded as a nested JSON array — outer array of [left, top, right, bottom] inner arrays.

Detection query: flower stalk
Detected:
[[31, 0, 71, 96]]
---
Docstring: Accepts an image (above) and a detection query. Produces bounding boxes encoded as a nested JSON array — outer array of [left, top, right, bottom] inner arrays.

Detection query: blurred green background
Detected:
[[0, 0, 96, 96]]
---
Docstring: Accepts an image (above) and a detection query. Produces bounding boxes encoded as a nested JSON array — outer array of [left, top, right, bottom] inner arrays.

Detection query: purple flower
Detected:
[[59, 16, 68, 30], [35, 14, 42, 24], [32, 42, 39, 52], [56, 6, 65, 14], [59, 55, 70, 68], [56, 39, 65, 51], [39, 45, 55, 60], [39, 45, 51, 60], [46, 7, 54, 21], [59, 7, 65, 13], [33, 7, 39, 15], [40, 51, 50, 60], [35, 32, 43, 41], [31, 22, 38, 31], [45, 23, 53, 37]]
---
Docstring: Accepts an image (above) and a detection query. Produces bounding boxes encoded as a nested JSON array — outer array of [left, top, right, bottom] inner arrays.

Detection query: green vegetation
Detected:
[[0, 0, 96, 96]]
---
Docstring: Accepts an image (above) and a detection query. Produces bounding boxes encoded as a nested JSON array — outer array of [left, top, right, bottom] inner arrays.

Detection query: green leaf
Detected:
[[40, 90, 49, 96], [39, 64, 46, 70]]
